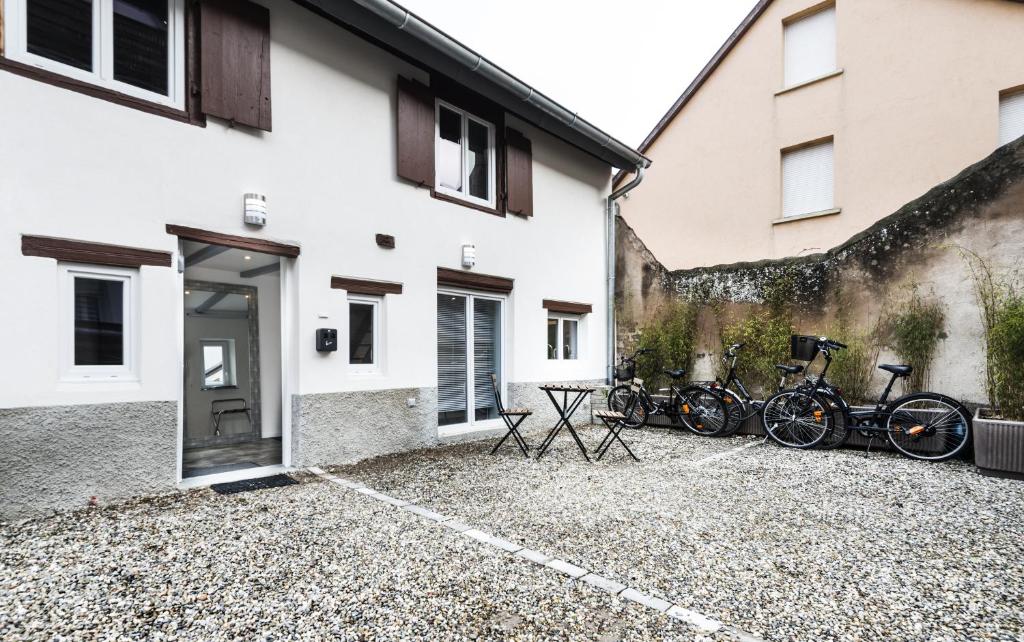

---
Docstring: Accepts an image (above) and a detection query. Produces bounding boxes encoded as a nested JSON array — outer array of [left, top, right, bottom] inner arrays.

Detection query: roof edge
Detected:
[[613, 0, 774, 185]]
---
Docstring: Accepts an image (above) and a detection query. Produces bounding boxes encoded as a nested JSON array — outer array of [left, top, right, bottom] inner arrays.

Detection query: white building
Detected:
[[0, 0, 649, 516]]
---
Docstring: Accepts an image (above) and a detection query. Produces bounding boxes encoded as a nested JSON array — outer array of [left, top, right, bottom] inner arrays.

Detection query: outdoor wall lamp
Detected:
[[462, 244, 476, 268], [244, 193, 267, 226]]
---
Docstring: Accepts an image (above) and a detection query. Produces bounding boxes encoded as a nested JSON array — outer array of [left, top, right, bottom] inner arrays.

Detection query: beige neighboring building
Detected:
[[618, 0, 1024, 270]]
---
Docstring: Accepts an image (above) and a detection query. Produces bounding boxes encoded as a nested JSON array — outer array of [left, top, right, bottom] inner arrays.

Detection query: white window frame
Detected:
[[783, 4, 837, 89], [59, 263, 139, 382], [3, 0, 187, 109], [781, 138, 835, 218], [434, 99, 497, 209], [999, 89, 1024, 147], [547, 314, 580, 361], [437, 288, 507, 437], [347, 294, 382, 374], [199, 338, 237, 389]]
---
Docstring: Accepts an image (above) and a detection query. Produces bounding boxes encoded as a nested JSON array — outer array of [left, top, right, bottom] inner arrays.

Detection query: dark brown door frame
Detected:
[[166, 224, 301, 257]]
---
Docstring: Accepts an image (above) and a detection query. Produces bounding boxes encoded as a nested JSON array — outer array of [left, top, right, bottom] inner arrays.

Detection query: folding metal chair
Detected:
[[593, 381, 640, 461], [490, 374, 532, 456]]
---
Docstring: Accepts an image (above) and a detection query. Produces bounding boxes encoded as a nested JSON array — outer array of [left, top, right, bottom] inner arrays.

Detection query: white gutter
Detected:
[[606, 167, 645, 384], [348, 0, 652, 171]]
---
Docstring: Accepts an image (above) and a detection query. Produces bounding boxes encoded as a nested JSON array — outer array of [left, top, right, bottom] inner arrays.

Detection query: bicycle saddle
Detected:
[[879, 364, 913, 376], [774, 364, 804, 375], [663, 369, 687, 379]]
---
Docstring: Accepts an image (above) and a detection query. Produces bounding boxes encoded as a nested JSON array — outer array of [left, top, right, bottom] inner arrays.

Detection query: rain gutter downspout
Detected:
[[606, 166, 645, 385]]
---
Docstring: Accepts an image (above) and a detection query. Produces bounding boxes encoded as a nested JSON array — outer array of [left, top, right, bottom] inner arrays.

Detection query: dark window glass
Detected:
[[27, 0, 94, 71], [349, 303, 374, 364], [113, 0, 169, 95], [438, 107, 463, 192], [547, 318, 558, 359], [467, 119, 489, 200], [74, 277, 124, 366]]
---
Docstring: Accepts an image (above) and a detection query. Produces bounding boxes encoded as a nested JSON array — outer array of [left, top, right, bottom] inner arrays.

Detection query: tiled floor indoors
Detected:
[[182, 437, 282, 478]]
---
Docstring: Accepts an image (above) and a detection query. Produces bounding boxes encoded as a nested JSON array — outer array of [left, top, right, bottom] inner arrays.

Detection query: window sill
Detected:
[[430, 189, 505, 217], [0, 57, 204, 126], [775, 69, 844, 96], [772, 208, 842, 225]]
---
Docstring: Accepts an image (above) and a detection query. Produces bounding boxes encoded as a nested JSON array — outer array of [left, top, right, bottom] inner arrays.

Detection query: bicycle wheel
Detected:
[[716, 388, 747, 436], [815, 394, 850, 450], [677, 387, 729, 436], [761, 389, 831, 448], [885, 393, 971, 461], [608, 384, 647, 428]]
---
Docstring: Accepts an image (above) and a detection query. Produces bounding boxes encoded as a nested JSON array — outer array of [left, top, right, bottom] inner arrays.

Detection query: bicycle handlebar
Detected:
[[817, 337, 848, 350]]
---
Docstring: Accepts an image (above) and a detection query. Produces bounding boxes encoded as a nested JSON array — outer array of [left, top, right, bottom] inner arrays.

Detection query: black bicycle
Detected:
[[608, 349, 729, 435], [761, 336, 972, 461], [711, 342, 806, 437]]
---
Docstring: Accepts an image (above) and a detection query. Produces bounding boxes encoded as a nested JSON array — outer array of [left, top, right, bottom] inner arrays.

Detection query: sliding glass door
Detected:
[[437, 291, 504, 431]]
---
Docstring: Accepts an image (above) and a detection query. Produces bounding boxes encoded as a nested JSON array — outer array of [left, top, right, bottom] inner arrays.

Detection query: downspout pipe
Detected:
[[606, 166, 645, 385]]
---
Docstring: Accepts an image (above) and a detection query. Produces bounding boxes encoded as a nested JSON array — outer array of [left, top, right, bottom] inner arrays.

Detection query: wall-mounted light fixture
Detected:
[[461, 244, 476, 269], [244, 193, 267, 226]]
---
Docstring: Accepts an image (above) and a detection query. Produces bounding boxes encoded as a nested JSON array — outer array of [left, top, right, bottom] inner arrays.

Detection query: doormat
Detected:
[[211, 474, 298, 495]]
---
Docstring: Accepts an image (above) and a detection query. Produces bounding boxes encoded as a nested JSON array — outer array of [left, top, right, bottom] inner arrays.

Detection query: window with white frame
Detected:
[[1000, 90, 1024, 147], [783, 5, 836, 88], [348, 295, 381, 372], [782, 139, 835, 218], [4, 0, 186, 107], [200, 338, 236, 389], [61, 264, 137, 380], [547, 315, 579, 360], [435, 100, 497, 208]]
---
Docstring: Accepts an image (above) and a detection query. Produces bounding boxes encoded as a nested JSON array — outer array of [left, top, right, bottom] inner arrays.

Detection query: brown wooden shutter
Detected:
[[396, 76, 435, 187], [505, 128, 533, 216], [200, 0, 272, 131]]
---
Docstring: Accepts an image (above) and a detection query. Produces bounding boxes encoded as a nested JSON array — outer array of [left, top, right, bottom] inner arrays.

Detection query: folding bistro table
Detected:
[[535, 384, 596, 461]]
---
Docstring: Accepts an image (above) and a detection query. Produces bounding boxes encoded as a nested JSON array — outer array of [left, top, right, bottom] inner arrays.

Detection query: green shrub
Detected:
[[990, 297, 1024, 421], [719, 311, 792, 395], [631, 301, 699, 391], [886, 290, 945, 392], [826, 322, 881, 404]]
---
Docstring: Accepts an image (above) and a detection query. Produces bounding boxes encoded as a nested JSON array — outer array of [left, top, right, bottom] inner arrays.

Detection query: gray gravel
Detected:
[[332, 426, 1024, 642], [1, 470, 707, 641]]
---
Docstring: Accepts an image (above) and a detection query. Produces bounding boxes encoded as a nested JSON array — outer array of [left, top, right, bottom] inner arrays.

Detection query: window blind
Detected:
[[1000, 92, 1024, 147], [437, 294, 467, 413], [784, 7, 836, 87], [473, 299, 501, 414], [782, 140, 834, 218]]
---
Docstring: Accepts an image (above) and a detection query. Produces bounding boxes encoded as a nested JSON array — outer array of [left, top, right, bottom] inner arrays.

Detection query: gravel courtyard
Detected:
[[3, 425, 1023, 641]]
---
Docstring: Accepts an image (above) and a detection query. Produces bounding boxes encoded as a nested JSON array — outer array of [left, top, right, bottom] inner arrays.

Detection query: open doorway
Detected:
[[181, 242, 283, 478]]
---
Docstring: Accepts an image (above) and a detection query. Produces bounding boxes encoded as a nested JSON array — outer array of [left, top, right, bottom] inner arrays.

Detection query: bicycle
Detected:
[[761, 336, 972, 461], [608, 349, 729, 435], [711, 342, 807, 437]]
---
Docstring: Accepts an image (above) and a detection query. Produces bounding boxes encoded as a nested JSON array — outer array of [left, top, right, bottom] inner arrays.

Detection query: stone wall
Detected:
[[616, 138, 1024, 406], [1, 401, 177, 520]]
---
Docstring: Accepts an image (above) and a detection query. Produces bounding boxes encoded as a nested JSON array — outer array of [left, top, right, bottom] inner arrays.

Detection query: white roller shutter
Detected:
[[1000, 91, 1024, 147], [784, 7, 836, 87], [782, 140, 834, 218]]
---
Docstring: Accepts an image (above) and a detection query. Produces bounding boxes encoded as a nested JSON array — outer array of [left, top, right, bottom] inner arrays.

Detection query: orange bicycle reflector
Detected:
[[813, 410, 823, 423], [682, 404, 690, 414], [908, 425, 925, 436], [724, 396, 734, 404]]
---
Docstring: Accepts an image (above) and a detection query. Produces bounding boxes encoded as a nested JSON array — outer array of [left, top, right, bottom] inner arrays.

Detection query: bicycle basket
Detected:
[[614, 363, 636, 381], [790, 335, 820, 361]]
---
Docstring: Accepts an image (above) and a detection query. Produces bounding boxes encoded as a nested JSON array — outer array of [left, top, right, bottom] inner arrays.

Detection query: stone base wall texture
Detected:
[[1, 401, 177, 520]]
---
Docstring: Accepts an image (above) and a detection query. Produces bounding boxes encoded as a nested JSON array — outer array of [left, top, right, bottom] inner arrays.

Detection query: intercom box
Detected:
[[316, 328, 338, 352]]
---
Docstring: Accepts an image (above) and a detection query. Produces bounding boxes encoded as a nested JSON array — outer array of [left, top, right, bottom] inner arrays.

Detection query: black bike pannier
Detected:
[[790, 335, 819, 361], [615, 363, 636, 381]]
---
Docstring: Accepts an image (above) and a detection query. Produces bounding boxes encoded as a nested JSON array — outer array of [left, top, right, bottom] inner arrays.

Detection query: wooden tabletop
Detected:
[[538, 384, 595, 393]]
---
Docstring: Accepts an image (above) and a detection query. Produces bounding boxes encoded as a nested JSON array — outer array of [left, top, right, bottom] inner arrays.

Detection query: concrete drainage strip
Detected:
[[306, 467, 763, 642]]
